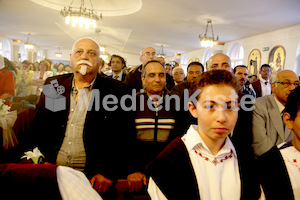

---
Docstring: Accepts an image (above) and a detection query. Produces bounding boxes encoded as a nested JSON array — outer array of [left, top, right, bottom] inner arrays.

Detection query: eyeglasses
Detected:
[[260, 69, 271, 72], [275, 82, 300, 88], [142, 52, 156, 58]]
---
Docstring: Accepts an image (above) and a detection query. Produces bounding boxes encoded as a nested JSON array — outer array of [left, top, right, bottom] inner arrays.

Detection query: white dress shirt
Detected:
[[148, 125, 241, 200], [112, 71, 123, 81], [250, 77, 271, 97]]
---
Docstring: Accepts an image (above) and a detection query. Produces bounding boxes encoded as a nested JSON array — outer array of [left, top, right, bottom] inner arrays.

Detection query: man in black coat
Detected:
[[23, 38, 134, 196], [125, 46, 174, 91]]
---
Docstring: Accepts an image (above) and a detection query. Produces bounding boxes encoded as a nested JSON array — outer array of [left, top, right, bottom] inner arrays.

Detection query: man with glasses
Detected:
[[125, 46, 174, 91], [125, 47, 157, 91], [250, 64, 272, 98], [252, 70, 299, 156]]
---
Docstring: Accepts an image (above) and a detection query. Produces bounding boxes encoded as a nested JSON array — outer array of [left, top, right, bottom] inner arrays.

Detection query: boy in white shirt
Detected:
[[147, 70, 260, 200]]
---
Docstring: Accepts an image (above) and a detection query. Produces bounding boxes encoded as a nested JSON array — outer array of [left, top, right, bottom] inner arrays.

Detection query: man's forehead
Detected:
[[174, 68, 183, 73], [143, 47, 156, 53], [278, 71, 298, 81], [145, 63, 164, 73], [74, 39, 99, 50], [236, 67, 248, 73], [188, 65, 202, 71]]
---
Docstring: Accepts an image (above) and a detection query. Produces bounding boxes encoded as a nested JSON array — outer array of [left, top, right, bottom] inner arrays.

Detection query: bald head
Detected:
[[140, 47, 157, 66], [70, 38, 101, 80], [272, 70, 299, 106], [206, 53, 232, 72]]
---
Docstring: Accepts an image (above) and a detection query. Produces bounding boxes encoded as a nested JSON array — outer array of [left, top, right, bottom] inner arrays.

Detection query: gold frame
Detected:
[[248, 49, 261, 76], [268, 45, 285, 73]]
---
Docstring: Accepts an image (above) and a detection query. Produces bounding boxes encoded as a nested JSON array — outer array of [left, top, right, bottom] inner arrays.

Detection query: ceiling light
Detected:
[[157, 45, 166, 58], [24, 33, 36, 49], [199, 20, 219, 48], [55, 47, 63, 57], [60, 0, 102, 29]]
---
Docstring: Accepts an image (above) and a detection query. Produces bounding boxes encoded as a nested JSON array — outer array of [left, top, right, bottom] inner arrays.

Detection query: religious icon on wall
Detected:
[[268, 46, 285, 73], [248, 49, 261, 76]]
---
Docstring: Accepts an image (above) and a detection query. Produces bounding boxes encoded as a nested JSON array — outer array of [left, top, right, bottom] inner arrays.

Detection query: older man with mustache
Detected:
[[19, 38, 134, 197]]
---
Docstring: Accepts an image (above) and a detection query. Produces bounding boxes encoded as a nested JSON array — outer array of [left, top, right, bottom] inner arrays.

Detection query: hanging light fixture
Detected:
[[55, 47, 63, 57], [157, 45, 166, 58], [199, 20, 219, 48], [95, 28, 110, 61], [24, 33, 36, 49], [60, 0, 102, 29]]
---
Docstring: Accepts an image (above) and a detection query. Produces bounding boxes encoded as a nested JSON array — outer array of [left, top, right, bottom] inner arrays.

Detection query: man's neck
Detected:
[[74, 73, 96, 90], [113, 71, 121, 76], [146, 91, 164, 100]]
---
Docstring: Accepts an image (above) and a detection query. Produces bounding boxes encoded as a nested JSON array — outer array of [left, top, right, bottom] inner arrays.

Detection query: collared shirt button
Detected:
[[71, 109, 74, 112], [71, 124, 74, 126], [68, 141, 71, 145]]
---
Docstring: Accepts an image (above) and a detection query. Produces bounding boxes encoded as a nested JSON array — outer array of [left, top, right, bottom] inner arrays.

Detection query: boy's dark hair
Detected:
[[260, 64, 271, 71], [189, 70, 241, 99], [284, 86, 300, 120]]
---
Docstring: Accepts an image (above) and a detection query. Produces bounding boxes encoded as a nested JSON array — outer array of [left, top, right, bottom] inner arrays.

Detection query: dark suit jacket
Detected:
[[251, 79, 272, 98], [24, 73, 135, 180], [251, 80, 262, 97], [257, 145, 294, 200]]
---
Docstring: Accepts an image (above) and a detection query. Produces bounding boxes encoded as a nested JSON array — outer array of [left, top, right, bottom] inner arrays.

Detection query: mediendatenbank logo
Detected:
[[43, 80, 66, 112], [43, 79, 256, 112]]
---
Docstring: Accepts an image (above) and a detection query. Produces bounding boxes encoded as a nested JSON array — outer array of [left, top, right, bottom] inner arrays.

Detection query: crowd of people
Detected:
[[0, 37, 300, 200]]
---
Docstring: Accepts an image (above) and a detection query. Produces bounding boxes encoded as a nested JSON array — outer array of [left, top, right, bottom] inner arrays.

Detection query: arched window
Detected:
[[180, 54, 188, 75], [37, 50, 43, 62], [295, 42, 300, 76], [202, 49, 213, 71], [0, 39, 11, 60], [228, 42, 244, 68], [19, 44, 27, 62]]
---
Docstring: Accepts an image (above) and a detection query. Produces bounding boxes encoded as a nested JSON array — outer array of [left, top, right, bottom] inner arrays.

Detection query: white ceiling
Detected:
[[0, 0, 300, 57]]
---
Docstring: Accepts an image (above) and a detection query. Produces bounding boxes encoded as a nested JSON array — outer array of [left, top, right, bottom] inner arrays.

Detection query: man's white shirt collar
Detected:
[[259, 76, 270, 85], [112, 71, 123, 80]]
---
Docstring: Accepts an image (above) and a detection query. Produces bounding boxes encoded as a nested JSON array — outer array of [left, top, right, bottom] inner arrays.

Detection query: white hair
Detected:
[[172, 67, 185, 77], [71, 37, 100, 53]]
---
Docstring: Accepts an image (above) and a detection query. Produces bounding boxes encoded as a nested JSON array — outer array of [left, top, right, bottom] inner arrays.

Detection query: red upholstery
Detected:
[[0, 163, 61, 200], [12, 108, 35, 143]]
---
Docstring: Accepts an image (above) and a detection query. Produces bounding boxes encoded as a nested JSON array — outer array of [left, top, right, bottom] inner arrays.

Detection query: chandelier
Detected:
[[55, 47, 63, 57], [60, 0, 102, 29], [24, 33, 36, 49], [199, 20, 219, 48], [95, 28, 110, 62], [157, 45, 166, 58]]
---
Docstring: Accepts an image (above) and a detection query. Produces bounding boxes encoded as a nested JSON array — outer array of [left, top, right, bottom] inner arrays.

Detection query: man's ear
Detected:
[[141, 76, 145, 88], [188, 101, 198, 119], [283, 112, 293, 130]]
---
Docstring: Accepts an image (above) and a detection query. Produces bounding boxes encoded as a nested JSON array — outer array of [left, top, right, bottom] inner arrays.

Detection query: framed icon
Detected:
[[268, 45, 285, 73], [248, 49, 261, 76]]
